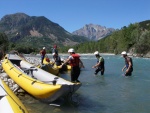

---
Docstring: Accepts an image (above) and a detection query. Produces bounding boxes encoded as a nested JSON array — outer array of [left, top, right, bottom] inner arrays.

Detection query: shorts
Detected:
[[125, 68, 133, 76]]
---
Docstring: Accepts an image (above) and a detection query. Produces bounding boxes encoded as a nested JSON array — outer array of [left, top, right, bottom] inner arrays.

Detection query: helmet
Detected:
[[94, 51, 99, 55], [43, 47, 45, 49], [52, 53, 55, 55], [68, 48, 74, 53], [121, 51, 127, 55]]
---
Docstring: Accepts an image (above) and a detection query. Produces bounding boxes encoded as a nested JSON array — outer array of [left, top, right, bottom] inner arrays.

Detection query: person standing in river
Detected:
[[52, 45, 58, 59], [92, 51, 105, 75], [121, 51, 133, 76], [60, 48, 84, 83], [39, 47, 46, 65]]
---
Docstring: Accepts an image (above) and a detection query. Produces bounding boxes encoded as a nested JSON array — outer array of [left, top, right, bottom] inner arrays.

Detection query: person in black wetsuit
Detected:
[[121, 51, 133, 76], [92, 51, 105, 75]]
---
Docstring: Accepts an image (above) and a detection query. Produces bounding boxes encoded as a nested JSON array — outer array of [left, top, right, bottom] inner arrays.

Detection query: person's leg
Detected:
[[125, 68, 133, 76], [125, 72, 132, 76], [71, 68, 76, 82], [101, 70, 104, 75], [101, 68, 105, 75], [75, 66, 80, 82], [42, 56, 45, 64], [41, 56, 44, 64], [95, 68, 101, 75]]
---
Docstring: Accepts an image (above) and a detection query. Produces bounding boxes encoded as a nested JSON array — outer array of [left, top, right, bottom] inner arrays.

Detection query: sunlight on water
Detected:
[[22, 55, 150, 113]]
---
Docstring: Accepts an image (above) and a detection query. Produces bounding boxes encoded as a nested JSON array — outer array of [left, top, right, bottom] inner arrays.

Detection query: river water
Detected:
[[21, 54, 150, 113]]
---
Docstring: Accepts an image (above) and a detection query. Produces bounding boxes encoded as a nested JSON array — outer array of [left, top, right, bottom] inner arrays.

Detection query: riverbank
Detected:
[[34, 52, 150, 59]]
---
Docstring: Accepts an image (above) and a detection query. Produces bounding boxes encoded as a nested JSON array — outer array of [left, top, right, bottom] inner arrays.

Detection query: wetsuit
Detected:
[[125, 57, 133, 76], [54, 55, 61, 66], [95, 56, 105, 75]]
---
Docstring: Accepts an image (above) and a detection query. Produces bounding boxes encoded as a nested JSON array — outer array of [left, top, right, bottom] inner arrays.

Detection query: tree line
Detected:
[[60, 23, 150, 55], [1, 21, 150, 56]]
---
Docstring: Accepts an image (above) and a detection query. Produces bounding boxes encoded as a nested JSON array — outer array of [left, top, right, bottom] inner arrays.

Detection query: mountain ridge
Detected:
[[0, 13, 88, 50], [72, 23, 116, 40]]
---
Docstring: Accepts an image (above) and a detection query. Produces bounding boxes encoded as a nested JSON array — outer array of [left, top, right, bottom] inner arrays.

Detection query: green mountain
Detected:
[[0, 13, 88, 51], [1, 13, 150, 56], [71, 20, 150, 57]]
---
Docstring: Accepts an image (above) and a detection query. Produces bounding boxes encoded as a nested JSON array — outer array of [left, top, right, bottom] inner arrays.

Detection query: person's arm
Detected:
[[92, 62, 100, 68], [39, 50, 42, 55], [52, 57, 56, 64], [122, 65, 126, 72], [79, 59, 84, 68], [92, 57, 102, 68], [60, 58, 70, 68]]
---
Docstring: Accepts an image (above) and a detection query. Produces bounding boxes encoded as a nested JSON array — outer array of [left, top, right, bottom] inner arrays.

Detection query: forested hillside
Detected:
[[1, 18, 150, 57], [62, 21, 150, 57], [0, 33, 9, 51], [0, 13, 88, 52]]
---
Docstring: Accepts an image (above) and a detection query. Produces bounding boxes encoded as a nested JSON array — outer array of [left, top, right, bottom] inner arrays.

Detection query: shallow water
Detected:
[[21, 55, 150, 113]]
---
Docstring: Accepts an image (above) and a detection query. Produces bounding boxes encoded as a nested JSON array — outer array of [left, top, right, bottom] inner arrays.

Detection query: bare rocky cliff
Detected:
[[72, 24, 116, 40]]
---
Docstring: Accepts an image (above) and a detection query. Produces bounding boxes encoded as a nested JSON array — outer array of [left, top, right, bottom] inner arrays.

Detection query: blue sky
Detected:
[[0, 0, 150, 32]]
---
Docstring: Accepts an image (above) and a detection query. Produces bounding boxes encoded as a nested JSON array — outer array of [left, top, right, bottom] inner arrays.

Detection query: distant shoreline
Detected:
[[27, 52, 150, 58], [35, 53, 115, 56], [77, 53, 115, 55]]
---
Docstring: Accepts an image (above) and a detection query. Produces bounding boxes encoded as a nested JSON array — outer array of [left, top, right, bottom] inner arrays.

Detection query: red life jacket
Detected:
[[41, 50, 46, 56], [46, 57, 50, 62], [69, 54, 80, 67]]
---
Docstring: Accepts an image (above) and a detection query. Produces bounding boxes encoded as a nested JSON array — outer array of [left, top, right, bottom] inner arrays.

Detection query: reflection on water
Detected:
[[21, 55, 150, 113]]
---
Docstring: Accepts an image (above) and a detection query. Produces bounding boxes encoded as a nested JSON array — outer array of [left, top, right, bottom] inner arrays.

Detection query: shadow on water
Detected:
[[21, 91, 107, 113], [21, 73, 108, 113]]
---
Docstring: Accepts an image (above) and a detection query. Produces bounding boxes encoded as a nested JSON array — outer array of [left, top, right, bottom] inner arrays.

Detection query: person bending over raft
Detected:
[[52, 53, 62, 66]]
